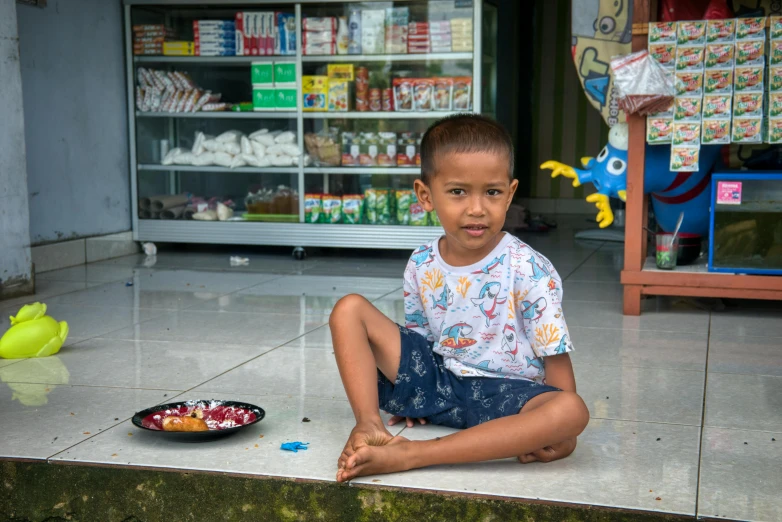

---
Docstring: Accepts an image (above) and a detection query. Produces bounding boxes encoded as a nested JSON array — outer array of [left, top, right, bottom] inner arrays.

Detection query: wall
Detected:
[[530, 0, 607, 201], [16, 0, 130, 245], [0, 1, 33, 296]]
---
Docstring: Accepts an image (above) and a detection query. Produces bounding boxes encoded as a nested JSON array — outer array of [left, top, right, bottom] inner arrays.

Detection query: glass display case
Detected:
[[124, 0, 495, 252]]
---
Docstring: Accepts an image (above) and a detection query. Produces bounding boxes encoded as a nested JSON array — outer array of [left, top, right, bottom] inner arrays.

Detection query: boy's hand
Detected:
[[518, 437, 577, 464], [387, 415, 427, 428]]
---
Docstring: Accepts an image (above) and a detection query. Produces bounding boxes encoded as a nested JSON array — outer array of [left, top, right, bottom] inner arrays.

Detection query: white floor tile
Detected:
[[565, 264, 622, 282], [562, 281, 624, 303], [708, 335, 782, 377], [563, 301, 710, 335], [704, 373, 782, 432], [710, 309, 782, 339], [0, 280, 105, 310], [38, 264, 139, 283]]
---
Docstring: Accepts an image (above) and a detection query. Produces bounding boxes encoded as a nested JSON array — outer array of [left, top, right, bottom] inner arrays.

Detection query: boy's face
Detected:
[[414, 152, 518, 261]]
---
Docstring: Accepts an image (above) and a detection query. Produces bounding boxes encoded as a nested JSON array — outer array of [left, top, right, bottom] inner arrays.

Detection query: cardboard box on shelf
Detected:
[[253, 87, 275, 110], [275, 88, 297, 111], [362, 10, 386, 54], [303, 75, 328, 111], [251, 62, 273, 85], [274, 61, 297, 85], [275, 12, 296, 55], [328, 64, 354, 81], [328, 80, 351, 111], [235, 12, 245, 56]]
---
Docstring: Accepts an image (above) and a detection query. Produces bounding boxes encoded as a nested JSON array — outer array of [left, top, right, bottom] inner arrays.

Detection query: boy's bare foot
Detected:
[[337, 421, 395, 482], [338, 435, 412, 482]]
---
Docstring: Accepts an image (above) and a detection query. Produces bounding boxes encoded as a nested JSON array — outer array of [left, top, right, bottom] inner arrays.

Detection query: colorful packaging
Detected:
[[369, 88, 382, 111], [771, 40, 782, 66], [429, 211, 442, 227], [327, 64, 355, 81], [649, 22, 677, 44], [734, 66, 764, 92], [397, 132, 418, 166], [452, 77, 472, 110], [732, 118, 763, 143], [342, 195, 363, 224], [735, 40, 765, 66], [322, 195, 342, 224], [302, 75, 328, 111], [672, 122, 702, 146], [327, 80, 350, 111], [670, 146, 700, 172], [341, 132, 359, 166], [395, 190, 412, 225], [702, 120, 731, 145], [676, 46, 705, 71], [677, 21, 707, 45], [304, 194, 323, 223], [649, 100, 674, 117], [364, 188, 377, 224], [393, 78, 414, 111], [771, 16, 782, 40], [377, 132, 397, 166], [702, 95, 732, 119], [359, 132, 379, 166], [347, 9, 362, 54], [674, 97, 703, 121], [434, 78, 453, 110], [382, 88, 394, 111], [273, 62, 297, 85], [649, 43, 677, 68], [361, 9, 386, 54], [251, 62, 273, 85], [414, 79, 434, 111], [376, 189, 392, 224], [409, 192, 428, 226], [275, 12, 297, 55], [769, 93, 782, 118], [768, 119, 782, 143], [706, 19, 735, 43], [770, 67, 782, 92], [736, 17, 766, 41], [275, 88, 296, 111], [252, 87, 275, 110], [733, 93, 764, 118], [675, 72, 704, 96], [704, 43, 734, 68], [705, 68, 733, 94], [646, 118, 673, 144]]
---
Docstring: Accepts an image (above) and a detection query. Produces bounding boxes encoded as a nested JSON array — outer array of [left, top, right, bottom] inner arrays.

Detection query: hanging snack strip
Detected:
[[647, 22, 676, 145], [671, 21, 706, 171], [733, 17, 765, 145], [702, 19, 734, 147], [768, 17, 782, 143]]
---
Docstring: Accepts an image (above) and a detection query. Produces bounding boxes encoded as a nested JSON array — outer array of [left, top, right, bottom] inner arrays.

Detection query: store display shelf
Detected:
[[137, 220, 443, 249], [133, 55, 281, 65], [135, 111, 296, 119], [302, 52, 473, 63], [303, 167, 420, 175], [303, 111, 469, 119], [138, 164, 299, 174]]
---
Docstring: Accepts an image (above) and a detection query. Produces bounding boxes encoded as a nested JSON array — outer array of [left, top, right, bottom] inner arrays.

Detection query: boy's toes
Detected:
[[518, 453, 538, 464]]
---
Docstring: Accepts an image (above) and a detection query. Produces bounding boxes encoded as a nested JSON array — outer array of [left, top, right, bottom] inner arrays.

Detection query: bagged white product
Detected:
[[252, 133, 276, 147], [192, 210, 218, 221], [274, 131, 296, 144], [191, 152, 215, 166], [223, 141, 241, 155], [249, 129, 269, 139], [256, 155, 272, 167], [162, 147, 184, 165], [230, 155, 248, 169], [265, 144, 285, 155], [203, 139, 223, 152], [216, 130, 242, 143], [280, 144, 302, 156], [191, 132, 205, 154], [174, 152, 196, 165], [241, 136, 253, 155], [217, 202, 234, 221], [251, 141, 266, 158], [270, 154, 295, 166], [303, 154, 312, 166], [242, 153, 262, 167], [213, 152, 233, 167]]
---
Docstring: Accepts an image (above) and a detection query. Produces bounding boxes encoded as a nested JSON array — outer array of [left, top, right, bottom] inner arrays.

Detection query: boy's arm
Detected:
[[541, 353, 576, 392]]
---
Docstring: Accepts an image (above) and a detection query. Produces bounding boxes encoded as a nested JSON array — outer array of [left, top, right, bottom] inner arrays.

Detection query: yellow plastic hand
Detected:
[[580, 157, 594, 168], [585, 193, 614, 229], [540, 161, 581, 188], [617, 190, 627, 202]]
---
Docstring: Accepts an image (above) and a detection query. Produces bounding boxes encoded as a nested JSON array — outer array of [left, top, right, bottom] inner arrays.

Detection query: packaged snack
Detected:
[[704, 43, 734, 68], [397, 132, 418, 166], [670, 146, 700, 172], [434, 78, 453, 110], [649, 22, 677, 44], [675, 72, 704, 96], [302, 75, 328, 111], [733, 93, 764, 118], [732, 118, 763, 143], [393, 78, 414, 111], [322, 195, 342, 224], [772, 16, 782, 40], [702, 120, 731, 145], [771, 41, 782, 66], [385, 7, 409, 54], [646, 118, 673, 144], [677, 21, 706, 45], [770, 66, 782, 92], [429, 211, 442, 227], [304, 194, 323, 223], [768, 119, 782, 143], [674, 96, 702, 121], [395, 190, 412, 225], [702, 95, 732, 119], [649, 43, 677, 68], [648, 100, 674, 117], [359, 132, 379, 166], [376, 189, 392, 225], [735, 40, 765, 66], [327, 64, 355, 81], [453, 77, 472, 110], [414, 79, 434, 111], [342, 195, 363, 224], [327, 80, 350, 111], [704, 68, 733, 94], [341, 132, 359, 166], [302, 17, 337, 32], [369, 88, 382, 111], [706, 19, 735, 43], [364, 188, 377, 224], [675, 46, 705, 71], [736, 17, 766, 41], [377, 132, 397, 166], [672, 122, 702, 146], [769, 93, 782, 118], [382, 88, 394, 111], [734, 66, 764, 92], [275, 12, 297, 56], [409, 193, 428, 226]]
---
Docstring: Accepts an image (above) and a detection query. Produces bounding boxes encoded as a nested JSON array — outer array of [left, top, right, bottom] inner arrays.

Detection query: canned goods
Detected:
[[369, 88, 381, 111], [355, 67, 369, 93], [382, 88, 394, 111], [355, 91, 369, 111]]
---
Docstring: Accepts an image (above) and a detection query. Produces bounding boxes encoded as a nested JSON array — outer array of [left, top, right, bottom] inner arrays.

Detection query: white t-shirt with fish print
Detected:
[[402, 233, 573, 383]]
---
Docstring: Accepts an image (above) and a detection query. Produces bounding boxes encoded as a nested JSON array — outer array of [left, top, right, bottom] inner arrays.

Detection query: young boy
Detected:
[[330, 114, 589, 482]]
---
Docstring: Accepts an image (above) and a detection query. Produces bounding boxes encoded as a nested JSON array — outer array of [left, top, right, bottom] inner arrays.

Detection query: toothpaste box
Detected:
[[235, 12, 245, 56], [275, 12, 296, 55], [193, 20, 235, 29], [266, 12, 275, 56]]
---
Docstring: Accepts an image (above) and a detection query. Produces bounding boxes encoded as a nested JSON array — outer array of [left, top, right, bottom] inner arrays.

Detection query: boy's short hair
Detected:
[[420, 114, 515, 185]]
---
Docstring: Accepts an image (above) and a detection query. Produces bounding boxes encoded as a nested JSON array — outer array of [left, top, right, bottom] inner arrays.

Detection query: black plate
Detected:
[[132, 400, 265, 442]]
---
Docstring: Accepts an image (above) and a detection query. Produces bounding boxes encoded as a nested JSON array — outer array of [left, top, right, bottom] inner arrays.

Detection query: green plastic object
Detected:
[[0, 303, 69, 359]]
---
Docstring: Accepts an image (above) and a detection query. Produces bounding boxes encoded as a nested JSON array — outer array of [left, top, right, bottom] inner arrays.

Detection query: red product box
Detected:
[[235, 11, 244, 56]]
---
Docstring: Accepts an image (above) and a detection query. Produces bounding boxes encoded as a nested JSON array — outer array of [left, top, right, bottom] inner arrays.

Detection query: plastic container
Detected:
[[655, 232, 680, 269]]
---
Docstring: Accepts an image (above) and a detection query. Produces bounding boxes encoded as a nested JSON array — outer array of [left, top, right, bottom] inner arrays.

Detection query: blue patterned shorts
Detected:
[[378, 325, 560, 430]]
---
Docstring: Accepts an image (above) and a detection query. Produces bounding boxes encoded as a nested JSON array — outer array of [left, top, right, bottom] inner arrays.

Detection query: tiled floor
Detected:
[[1, 220, 780, 521]]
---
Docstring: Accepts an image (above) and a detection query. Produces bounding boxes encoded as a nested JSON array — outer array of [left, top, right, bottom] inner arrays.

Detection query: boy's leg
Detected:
[[338, 390, 589, 481], [329, 294, 404, 476]]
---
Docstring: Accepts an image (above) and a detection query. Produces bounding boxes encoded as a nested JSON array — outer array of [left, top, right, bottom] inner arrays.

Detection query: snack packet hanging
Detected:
[[735, 40, 765, 67], [704, 68, 733, 94], [674, 96, 703, 121], [648, 22, 677, 44], [769, 93, 782, 118], [647, 118, 673, 144], [702, 120, 731, 145], [670, 146, 700, 172], [771, 16, 782, 40], [734, 66, 764, 93], [768, 119, 782, 144], [732, 118, 763, 143], [702, 95, 731, 119], [733, 93, 764, 118], [704, 43, 734, 68], [395, 190, 412, 225], [706, 19, 735, 43], [675, 46, 705, 71], [304, 194, 323, 223], [672, 122, 702, 146], [649, 43, 676, 68], [675, 72, 703, 96], [342, 194, 363, 224], [677, 21, 706, 45], [736, 17, 766, 41]]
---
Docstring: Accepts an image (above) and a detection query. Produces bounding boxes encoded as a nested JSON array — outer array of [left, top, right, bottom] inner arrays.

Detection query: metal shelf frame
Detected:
[[125, 0, 484, 249]]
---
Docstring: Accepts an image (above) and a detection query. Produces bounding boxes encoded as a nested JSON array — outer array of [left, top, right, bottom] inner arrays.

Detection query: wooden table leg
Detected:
[[623, 285, 642, 316]]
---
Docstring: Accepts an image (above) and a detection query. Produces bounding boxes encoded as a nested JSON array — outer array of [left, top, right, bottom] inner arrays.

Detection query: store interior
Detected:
[[1, 0, 781, 521]]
